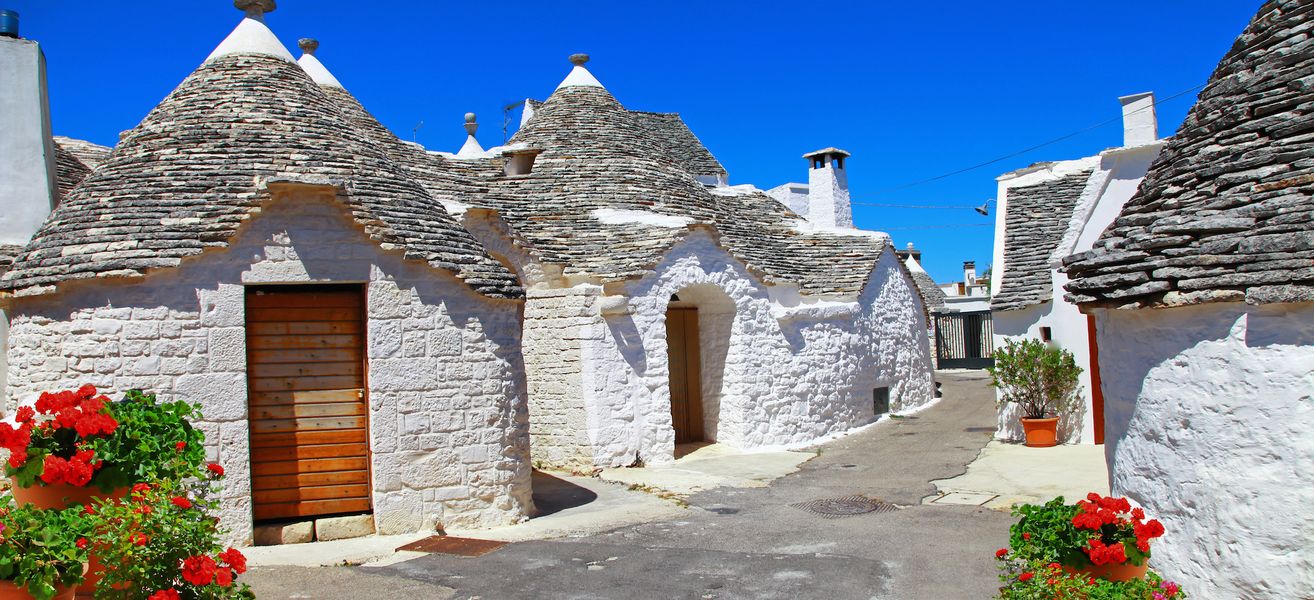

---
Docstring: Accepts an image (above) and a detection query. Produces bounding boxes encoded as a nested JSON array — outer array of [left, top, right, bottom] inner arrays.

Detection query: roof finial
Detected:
[[234, 0, 276, 19], [569, 53, 590, 66], [464, 112, 478, 136], [298, 38, 318, 55]]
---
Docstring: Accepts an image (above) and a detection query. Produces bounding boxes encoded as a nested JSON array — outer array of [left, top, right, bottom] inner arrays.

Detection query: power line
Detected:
[[878, 223, 993, 231], [866, 83, 1207, 196], [850, 202, 981, 209]]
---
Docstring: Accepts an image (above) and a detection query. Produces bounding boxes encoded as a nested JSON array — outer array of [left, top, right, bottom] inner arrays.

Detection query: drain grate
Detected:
[[396, 535, 507, 557], [789, 495, 898, 518]]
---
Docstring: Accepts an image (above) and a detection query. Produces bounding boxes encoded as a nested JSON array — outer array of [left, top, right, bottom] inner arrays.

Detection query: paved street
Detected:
[[247, 371, 1013, 599]]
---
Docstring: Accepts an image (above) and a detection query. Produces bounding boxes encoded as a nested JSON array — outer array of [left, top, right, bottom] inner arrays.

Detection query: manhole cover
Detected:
[[396, 535, 507, 557], [789, 495, 898, 518]]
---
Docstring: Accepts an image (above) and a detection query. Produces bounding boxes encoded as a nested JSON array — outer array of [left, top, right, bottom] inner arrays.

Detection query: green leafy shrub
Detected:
[[92, 390, 207, 489], [84, 476, 252, 599], [996, 559, 1186, 599], [0, 503, 89, 600], [989, 338, 1082, 419]]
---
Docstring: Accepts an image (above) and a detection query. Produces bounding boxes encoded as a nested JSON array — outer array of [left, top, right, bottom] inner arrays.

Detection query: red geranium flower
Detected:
[[219, 547, 247, 574], [171, 496, 192, 510], [1019, 572, 1034, 582], [14, 406, 34, 423], [214, 567, 234, 587], [175, 441, 186, 451], [130, 533, 150, 546], [131, 482, 151, 496], [76, 537, 88, 549], [181, 555, 217, 586], [995, 548, 1008, 558], [147, 590, 180, 600], [207, 463, 224, 477]]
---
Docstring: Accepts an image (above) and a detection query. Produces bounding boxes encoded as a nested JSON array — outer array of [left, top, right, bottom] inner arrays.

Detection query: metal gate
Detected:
[[933, 310, 994, 369]]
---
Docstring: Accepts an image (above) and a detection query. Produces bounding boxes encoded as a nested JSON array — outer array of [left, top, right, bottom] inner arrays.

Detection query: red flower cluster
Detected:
[[147, 590, 181, 600], [171, 496, 192, 510], [1071, 493, 1165, 565], [180, 548, 246, 588], [206, 463, 224, 477], [2, 385, 119, 485], [39, 450, 98, 486]]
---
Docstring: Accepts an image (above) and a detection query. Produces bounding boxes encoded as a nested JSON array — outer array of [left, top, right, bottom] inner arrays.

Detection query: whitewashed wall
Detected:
[[1095, 301, 1314, 598], [992, 144, 1162, 445], [5, 195, 533, 544], [569, 230, 934, 467]]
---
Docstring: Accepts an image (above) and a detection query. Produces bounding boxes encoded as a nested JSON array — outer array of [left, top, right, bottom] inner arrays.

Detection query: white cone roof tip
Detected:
[[456, 135, 485, 158], [904, 253, 930, 275], [297, 53, 343, 88], [556, 65, 604, 90], [205, 13, 295, 65]]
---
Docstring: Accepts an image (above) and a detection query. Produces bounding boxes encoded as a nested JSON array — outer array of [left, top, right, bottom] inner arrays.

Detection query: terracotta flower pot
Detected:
[[1064, 559, 1149, 582], [7, 481, 126, 597], [7, 480, 126, 510], [1020, 417, 1059, 447], [0, 580, 76, 600]]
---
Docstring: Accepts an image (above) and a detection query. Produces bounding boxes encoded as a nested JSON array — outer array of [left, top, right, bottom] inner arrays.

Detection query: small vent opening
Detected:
[[873, 386, 890, 416]]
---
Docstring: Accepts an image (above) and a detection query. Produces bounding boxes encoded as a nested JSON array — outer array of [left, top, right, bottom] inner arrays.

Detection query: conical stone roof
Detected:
[[0, 21, 520, 298], [1063, 0, 1314, 308]]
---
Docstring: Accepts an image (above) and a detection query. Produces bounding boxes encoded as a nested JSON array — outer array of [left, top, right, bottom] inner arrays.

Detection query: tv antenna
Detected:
[[411, 120, 424, 143], [502, 100, 525, 144]]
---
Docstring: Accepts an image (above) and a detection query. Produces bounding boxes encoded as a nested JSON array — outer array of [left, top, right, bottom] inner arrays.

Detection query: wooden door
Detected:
[[245, 285, 371, 521], [666, 306, 704, 443]]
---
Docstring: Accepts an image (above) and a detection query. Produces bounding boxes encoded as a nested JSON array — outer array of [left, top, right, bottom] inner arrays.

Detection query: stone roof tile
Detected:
[[51, 136, 111, 201], [0, 54, 521, 299], [1064, 0, 1314, 308], [992, 170, 1092, 311]]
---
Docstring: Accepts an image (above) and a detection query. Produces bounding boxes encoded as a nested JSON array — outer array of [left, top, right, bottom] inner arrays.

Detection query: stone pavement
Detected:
[[246, 371, 1106, 599], [928, 440, 1110, 510]]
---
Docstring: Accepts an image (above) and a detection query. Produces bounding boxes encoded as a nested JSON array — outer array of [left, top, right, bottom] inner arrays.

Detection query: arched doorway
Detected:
[[666, 299, 704, 443], [664, 284, 735, 446]]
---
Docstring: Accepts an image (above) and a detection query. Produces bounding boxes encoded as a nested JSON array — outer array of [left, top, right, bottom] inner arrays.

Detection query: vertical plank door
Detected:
[[666, 306, 704, 443], [246, 286, 371, 521]]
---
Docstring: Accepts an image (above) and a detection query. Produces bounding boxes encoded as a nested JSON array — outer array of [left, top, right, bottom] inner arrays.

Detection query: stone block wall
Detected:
[[522, 288, 597, 469], [5, 196, 532, 544]]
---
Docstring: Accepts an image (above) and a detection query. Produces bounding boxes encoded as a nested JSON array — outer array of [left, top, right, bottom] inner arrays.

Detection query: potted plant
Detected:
[[0, 503, 89, 600], [994, 558, 1186, 599], [0, 386, 206, 509], [83, 470, 252, 599], [988, 338, 1082, 447], [999, 494, 1169, 583]]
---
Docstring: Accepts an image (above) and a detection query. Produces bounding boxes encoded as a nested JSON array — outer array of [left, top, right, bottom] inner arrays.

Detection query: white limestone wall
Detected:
[[576, 230, 934, 466], [522, 287, 597, 469], [4, 196, 533, 544], [1095, 302, 1314, 599]]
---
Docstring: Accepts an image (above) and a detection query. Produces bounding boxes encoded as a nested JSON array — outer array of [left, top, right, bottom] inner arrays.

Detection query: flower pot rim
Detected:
[[1020, 416, 1059, 422]]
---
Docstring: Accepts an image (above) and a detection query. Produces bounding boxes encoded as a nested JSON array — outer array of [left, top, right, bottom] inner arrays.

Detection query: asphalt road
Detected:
[[246, 370, 1011, 599]]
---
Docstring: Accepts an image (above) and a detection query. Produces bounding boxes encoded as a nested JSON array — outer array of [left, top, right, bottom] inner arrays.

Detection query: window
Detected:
[[1039, 327, 1052, 342], [873, 387, 890, 416]]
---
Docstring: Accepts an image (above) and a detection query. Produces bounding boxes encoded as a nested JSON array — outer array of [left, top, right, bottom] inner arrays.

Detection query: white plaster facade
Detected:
[[1093, 302, 1314, 598], [991, 100, 1165, 444], [506, 228, 935, 468], [3, 194, 534, 545]]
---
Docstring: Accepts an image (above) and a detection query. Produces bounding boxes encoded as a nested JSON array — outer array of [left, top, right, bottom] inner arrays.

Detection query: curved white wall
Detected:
[[1096, 302, 1314, 598], [580, 230, 935, 466]]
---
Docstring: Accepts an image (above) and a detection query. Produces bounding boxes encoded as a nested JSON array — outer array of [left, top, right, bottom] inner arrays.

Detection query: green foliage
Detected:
[[85, 479, 253, 599], [996, 559, 1186, 599], [988, 338, 1083, 419], [1008, 497, 1090, 566], [90, 390, 207, 490], [0, 504, 89, 600]]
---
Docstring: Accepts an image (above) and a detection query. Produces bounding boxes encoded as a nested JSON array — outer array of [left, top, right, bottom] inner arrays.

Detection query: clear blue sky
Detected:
[[10, 1, 1260, 283]]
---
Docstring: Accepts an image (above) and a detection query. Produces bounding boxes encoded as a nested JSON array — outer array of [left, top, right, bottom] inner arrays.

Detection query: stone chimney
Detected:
[[963, 261, 977, 286], [1118, 92, 1157, 147], [802, 147, 852, 228], [0, 8, 58, 248]]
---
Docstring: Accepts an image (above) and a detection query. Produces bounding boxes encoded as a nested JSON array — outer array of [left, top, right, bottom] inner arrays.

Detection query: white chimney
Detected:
[[1118, 92, 1157, 147], [0, 11, 59, 248], [963, 261, 977, 286], [803, 147, 852, 229]]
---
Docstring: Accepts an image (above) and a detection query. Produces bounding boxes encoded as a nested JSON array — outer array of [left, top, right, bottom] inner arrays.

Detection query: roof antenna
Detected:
[[412, 120, 424, 143], [503, 100, 525, 144], [974, 199, 993, 216]]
